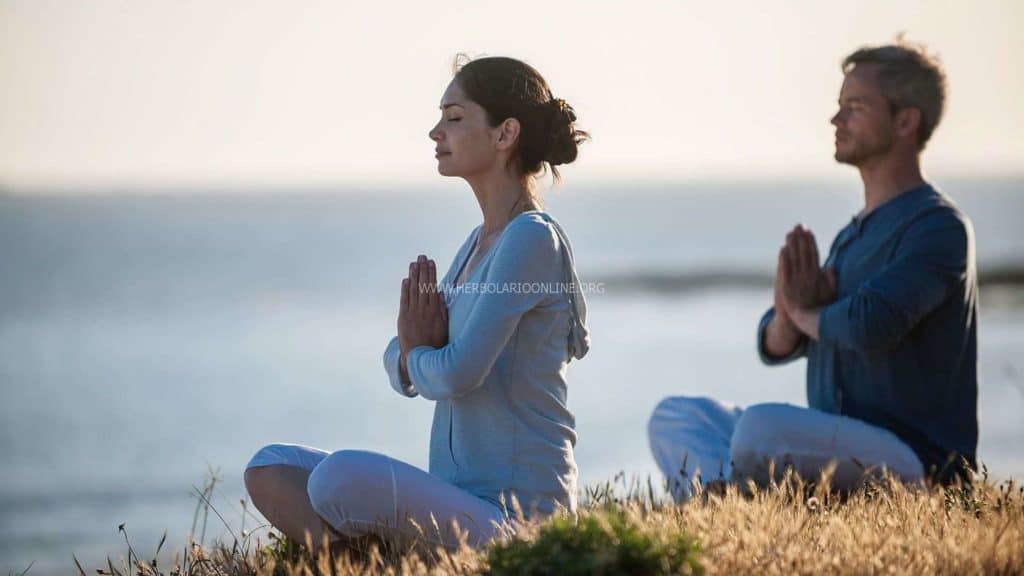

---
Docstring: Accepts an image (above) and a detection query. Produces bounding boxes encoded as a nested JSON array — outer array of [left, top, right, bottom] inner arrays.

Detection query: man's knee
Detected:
[[649, 396, 709, 435], [729, 403, 792, 482]]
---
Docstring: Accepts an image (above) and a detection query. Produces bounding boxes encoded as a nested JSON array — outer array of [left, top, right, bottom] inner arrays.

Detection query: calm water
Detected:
[[2, 178, 1022, 574]]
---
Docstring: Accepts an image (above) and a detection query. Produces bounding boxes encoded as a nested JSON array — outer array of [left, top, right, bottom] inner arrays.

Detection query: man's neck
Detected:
[[857, 152, 926, 218]]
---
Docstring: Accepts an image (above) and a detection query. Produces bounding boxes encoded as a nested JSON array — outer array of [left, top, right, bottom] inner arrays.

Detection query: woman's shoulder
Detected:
[[501, 211, 565, 255]]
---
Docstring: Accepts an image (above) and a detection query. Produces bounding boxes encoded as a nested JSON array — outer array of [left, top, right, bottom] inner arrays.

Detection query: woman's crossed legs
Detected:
[[244, 444, 507, 556]]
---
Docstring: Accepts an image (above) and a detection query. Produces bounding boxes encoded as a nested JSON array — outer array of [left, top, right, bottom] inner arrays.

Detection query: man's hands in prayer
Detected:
[[777, 225, 836, 341], [398, 255, 449, 383]]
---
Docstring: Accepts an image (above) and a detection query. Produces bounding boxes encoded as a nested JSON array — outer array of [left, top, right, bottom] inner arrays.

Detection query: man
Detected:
[[649, 41, 978, 499]]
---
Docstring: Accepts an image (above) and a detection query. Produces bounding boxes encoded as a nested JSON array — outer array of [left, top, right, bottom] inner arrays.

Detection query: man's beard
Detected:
[[834, 132, 894, 167]]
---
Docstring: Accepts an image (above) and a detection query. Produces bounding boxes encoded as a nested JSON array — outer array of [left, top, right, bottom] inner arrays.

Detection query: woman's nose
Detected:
[[428, 123, 442, 142]]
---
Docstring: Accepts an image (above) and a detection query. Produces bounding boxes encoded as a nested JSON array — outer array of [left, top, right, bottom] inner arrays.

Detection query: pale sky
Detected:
[[1, 0, 1022, 192]]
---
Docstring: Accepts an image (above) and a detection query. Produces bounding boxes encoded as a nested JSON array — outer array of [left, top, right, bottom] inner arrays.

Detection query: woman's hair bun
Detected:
[[546, 97, 588, 167]]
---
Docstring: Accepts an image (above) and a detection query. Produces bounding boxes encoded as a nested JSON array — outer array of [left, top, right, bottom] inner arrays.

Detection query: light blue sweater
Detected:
[[383, 210, 590, 517]]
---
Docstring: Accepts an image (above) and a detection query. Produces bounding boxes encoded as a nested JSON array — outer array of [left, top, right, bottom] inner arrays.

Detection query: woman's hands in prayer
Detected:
[[398, 255, 449, 381]]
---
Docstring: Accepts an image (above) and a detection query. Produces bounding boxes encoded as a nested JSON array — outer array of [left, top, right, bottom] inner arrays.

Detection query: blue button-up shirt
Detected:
[[757, 183, 978, 482]]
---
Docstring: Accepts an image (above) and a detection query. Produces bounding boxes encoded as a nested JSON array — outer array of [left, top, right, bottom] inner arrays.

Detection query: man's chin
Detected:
[[833, 149, 859, 166]]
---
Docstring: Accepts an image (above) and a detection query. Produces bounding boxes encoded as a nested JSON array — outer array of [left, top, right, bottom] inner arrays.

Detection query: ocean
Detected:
[[2, 177, 1022, 574]]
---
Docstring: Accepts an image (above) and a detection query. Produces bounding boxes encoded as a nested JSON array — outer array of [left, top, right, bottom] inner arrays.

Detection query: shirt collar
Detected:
[[853, 182, 935, 233]]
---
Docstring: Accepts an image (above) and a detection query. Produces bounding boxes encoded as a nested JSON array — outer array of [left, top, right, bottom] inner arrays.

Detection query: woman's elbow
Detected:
[[415, 368, 486, 400]]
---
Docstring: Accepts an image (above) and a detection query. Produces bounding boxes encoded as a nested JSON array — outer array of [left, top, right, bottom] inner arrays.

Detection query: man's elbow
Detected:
[[845, 314, 909, 353]]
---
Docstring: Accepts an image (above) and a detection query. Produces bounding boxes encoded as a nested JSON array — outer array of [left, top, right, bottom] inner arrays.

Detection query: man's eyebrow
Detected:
[[840, 97, 868, 105]]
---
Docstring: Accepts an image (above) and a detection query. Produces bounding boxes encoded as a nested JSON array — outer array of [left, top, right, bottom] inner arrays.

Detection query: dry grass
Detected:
[[85, 467, 1024, 576]]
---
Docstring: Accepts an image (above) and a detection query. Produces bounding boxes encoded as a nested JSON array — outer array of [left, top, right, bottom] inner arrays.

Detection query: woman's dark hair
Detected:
[[453, 55, 589, 183]]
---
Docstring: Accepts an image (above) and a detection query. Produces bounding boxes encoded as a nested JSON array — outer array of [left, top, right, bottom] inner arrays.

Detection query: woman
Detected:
[[243, 55, 590, 554]]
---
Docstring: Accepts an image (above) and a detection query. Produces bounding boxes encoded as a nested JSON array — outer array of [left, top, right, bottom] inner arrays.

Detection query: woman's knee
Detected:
[[246, 443, 298, 470], [306, 450, 384, 520], [244, 444, 287, 496], [244, 443, 319, 501]]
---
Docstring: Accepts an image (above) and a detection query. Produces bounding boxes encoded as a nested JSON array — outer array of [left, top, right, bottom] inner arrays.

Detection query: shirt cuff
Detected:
[[404, 345, 438, 396], [383, 336, 418, 398], [757, 307, 807, 365]]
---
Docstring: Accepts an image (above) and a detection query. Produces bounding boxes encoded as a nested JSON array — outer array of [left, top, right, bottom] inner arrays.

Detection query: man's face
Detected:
[[830, 64, 896, 166]]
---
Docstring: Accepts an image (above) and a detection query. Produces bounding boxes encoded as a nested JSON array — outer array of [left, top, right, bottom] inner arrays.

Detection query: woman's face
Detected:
[[428, 79, 502, 178]]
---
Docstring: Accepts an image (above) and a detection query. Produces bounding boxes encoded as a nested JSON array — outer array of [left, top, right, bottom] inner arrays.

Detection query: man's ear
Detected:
[[494, 118, 521, 151], [895, 107, 922, 142]]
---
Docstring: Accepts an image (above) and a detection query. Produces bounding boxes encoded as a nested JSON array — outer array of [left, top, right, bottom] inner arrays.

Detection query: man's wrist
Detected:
[[763, 310, 802, 358], [789, 306, 822, 341], [770, 310, 800, 340]]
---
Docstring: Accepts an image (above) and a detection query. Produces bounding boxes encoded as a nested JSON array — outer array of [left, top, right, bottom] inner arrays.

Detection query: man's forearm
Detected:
[[764, 313, 803, 357]]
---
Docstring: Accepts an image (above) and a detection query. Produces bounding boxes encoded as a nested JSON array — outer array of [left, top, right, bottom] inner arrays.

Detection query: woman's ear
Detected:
[[494, 118, 521, 151]]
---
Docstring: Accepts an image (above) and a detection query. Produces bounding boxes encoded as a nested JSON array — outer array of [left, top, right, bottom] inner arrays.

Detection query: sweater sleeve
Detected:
[[383, 335, 417, 397], [818, 207, 971, 352], [405, 220, 561, 401]]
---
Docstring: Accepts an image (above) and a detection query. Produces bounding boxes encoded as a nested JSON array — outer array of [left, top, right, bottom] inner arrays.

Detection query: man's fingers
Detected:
[[780, 247, 792, 284], [798, 232, 815, 274], [806, 230, 820, 269], [801, 229, 819, 271], [785, 233, 800, 276]]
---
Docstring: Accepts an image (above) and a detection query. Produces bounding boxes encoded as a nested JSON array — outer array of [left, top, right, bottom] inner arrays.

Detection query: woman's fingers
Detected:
[[415, 254, 428, 309], [426, 259, 438, 309], [407, 261, 417, 311], [400, 277, 410, 315]]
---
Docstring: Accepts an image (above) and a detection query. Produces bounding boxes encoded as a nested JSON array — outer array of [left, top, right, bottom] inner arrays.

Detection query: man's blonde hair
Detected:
[[843, 40, 947, 149]]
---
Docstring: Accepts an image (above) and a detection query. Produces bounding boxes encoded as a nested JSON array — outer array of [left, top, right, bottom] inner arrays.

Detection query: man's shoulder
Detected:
[[897, 187, 973, 258], [908, 186, 973, 234]]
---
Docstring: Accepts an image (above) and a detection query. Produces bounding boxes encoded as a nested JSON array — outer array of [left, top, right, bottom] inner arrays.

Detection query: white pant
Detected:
[[647, 397, 925, 500], [246, 444, 509, 549]]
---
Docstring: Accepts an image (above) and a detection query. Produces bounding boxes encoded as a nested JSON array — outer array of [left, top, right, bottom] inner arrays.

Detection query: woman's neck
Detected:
[[466, 170, 538, 237]]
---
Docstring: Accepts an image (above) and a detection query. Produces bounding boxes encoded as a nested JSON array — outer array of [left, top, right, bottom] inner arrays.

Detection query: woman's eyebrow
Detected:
[[440, 102, 464, 110]]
